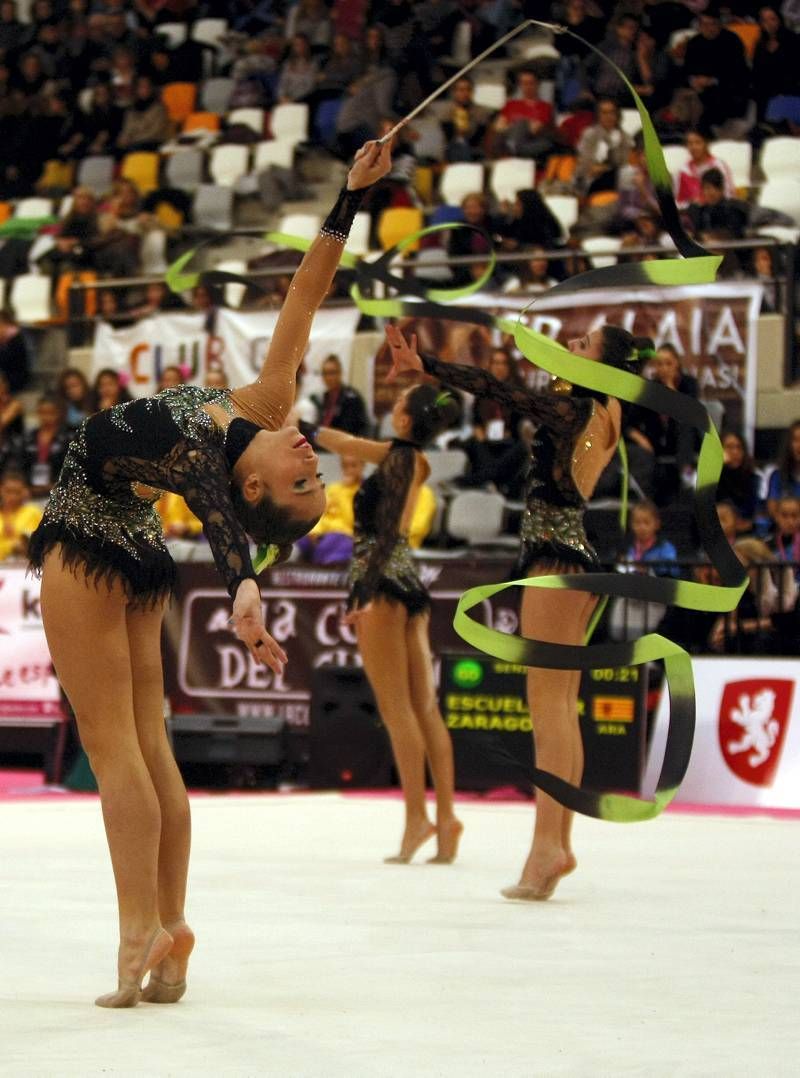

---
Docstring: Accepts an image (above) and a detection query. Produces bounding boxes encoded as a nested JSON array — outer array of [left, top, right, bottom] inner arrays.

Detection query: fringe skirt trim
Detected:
[[28, 522, 177, 609]]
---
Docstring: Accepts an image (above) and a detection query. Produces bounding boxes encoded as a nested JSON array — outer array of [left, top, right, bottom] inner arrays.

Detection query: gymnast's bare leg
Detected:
[[125, 600, 195, 1003], [503, 576, 597, 900], [356, 599, 436, 862], [405, 612, 463, 862], [40, 549, 172, 1005]]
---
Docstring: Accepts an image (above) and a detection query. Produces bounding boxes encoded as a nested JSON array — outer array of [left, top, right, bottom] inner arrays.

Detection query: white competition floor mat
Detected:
[[1, 792, 797, 1077]]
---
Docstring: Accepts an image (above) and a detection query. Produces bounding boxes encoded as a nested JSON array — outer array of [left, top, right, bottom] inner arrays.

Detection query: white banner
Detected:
[[92, 307, 361, 399], [0, 568, 62, 721], [645, 658, 800, 809]]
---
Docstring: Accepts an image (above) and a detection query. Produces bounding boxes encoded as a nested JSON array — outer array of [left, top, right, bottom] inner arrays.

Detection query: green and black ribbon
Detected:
[[167, 23, 748, 820]]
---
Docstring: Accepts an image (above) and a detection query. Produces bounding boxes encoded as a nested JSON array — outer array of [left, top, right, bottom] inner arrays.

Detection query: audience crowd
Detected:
[[0, 0, 797, 654]]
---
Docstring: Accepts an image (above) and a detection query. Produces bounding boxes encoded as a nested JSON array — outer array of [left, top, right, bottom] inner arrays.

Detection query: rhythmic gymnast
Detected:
[[385, 322, 653, 899], [303, 386, 464, 864], [28, 140, 392, 1007]]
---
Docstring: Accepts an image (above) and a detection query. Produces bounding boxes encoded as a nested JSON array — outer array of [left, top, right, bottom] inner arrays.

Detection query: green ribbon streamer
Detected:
[[164, 23, 748, 819]]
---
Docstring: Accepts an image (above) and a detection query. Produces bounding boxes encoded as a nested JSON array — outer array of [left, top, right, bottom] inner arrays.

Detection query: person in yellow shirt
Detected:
[[298, 455, 437, 563], [156, 493, 203, 539], [0, 469, 43, 560]]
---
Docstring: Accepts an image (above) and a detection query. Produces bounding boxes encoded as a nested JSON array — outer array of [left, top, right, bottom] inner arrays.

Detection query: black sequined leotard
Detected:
[[29, 386, 257, 605], [349, 438, 430, 615], [420, 354, 600, 572]]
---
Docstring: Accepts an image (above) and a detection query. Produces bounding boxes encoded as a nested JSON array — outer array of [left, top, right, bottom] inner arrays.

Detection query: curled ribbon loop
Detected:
[[167, 23, 748, 818]]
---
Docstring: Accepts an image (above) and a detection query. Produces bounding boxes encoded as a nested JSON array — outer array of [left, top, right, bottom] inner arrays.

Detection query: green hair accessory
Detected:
[[434, 391, 453, 409], [253, 543, 280, 573], [635, 347, 657, 361]]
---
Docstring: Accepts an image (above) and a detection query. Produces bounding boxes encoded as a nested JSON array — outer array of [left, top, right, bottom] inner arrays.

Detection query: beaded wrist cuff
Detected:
[[320, 186, 366, 243]]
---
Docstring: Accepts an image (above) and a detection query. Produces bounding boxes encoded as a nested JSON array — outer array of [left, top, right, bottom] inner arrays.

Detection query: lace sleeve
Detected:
[[102, 442, 256, 598], [420, 353, 592, 434], [351, 443, 415, 609]]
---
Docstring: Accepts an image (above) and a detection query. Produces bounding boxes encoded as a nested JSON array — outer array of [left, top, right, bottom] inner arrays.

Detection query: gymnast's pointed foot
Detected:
[[384, 818, 436, 864], [95, 926, 173, 1008], [427, 817, 464, 864], [141, 919, 195, 1004], [501, 847, 577, 902]]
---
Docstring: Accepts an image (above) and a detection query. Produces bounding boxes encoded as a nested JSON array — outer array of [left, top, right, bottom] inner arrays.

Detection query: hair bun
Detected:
[[631, 336, 655, 364]]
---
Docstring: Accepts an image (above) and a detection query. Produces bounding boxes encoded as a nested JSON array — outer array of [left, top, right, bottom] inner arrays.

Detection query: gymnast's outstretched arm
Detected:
[[384, 324, 592, 436], [231, 142, 392, 431]]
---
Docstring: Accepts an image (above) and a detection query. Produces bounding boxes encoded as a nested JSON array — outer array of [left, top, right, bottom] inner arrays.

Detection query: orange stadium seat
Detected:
[[121, 152, 160, 195], [55, 271, 97, 322], [183, 110, 220, 133], [729, 22, 761, 61], [162, 82, 198, 125]]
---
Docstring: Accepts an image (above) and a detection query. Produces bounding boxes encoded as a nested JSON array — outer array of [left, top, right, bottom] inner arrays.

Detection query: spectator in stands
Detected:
[[8, 51, 48, 102], [312, 353, 369, 436], [98, 177, 156, 277], [451, 347, 530, 499], [767, 419, 800, 516], [574, 98, 633, 196], [309, 31, 363, 113], [686, 168, 748, 239], [609, 499, 679, 640], [127, 281, 186, 319], [502, 247, 560, 295], [74, 81, 124, 159], [709, 538, 794, 654], [717, 431, 760, 533], [553, 0, 604, 109], [584, 13, 640, 104], [614, 132, 659, 230], [632, 25, 674, 115], [0, 1, 29, 55], [276, 32, 319, 104], [0, 468, 42, 560], [0, 370, 24, 474], [497, 189, 562, 253], [285, 0, 333, 50], [752, 6, 800, 123], [488, 68, 555, 164], [0, 308, 29, 392], [90, 366, 132, 411], [56, 367, 92, 429], [335, 25, 397, 157], [446, 192, 497, 287], [625, 342, 698, 505], [622, 500, 679, 574], [753, 246, 780, 314], [683, 4, 749, 130], [675, 127, 734, 208], [108, 46, 138, 109], [770, 494, 800, 576], [29, 16, 67, 78], [716, 500, 740, 546], [117, 73, 171, 153], [44, 185, 101, 271], [157, 365, 185, 392], [13, 392, 72, 497], [204, 367, 229, 390], [439, 75, 491, 163]]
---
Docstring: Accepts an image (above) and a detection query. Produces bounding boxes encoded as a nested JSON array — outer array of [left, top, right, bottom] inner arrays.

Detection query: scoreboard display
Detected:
[[440, 654, 647, 794]]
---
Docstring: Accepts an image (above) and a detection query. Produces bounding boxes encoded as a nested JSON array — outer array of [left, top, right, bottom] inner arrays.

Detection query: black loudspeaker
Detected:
[[308, 667, 393, 788], [170, 714, 286, 766]]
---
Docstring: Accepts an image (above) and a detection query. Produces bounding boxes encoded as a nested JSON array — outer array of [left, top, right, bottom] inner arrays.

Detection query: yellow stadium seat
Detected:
[[377, 207, 424, 252], [37, 159, 75, 191], [154, 201, 184, 231], [162, 82, 198, 125], [121, 152, 160, 195]]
